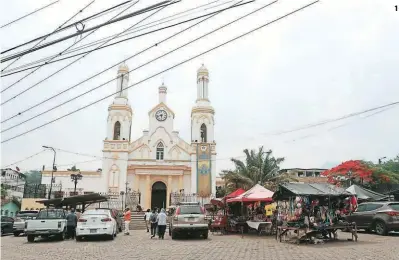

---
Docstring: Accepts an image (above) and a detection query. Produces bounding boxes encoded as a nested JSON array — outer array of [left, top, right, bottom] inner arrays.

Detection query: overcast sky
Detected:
[[1, 0, 398, 174]]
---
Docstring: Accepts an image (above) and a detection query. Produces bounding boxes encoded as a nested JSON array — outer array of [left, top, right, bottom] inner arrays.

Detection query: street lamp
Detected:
[[378, 157, 387, 164], [120, 191, 125, 211], [70, 171, 83, 195], [42, 146, 56, 199]]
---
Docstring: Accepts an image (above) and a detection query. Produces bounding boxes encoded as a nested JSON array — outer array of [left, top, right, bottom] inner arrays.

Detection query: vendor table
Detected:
[[246, 221, 273, 235], [276, 222, 358, 244]]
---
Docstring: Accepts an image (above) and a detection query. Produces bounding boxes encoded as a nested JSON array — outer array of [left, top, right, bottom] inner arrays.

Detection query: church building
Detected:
[[101, 64, 217, 210]]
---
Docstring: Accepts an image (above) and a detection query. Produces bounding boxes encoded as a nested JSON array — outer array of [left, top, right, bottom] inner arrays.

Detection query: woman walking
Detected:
[[149, 208, 158, 238], [145, 209, 151, 233], [157, 208, 167, 239]]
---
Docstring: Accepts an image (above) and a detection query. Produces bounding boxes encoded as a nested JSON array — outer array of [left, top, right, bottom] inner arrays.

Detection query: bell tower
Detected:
[[102, 63, 132, 193], [190, 64, 216, 195]]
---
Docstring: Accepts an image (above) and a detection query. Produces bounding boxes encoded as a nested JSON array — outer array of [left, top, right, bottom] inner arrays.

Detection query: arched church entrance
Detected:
[[151, 181, 167, 210]]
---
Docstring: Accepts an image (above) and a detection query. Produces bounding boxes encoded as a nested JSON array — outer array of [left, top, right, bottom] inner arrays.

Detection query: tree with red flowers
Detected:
[[321, 160, 386, 187]]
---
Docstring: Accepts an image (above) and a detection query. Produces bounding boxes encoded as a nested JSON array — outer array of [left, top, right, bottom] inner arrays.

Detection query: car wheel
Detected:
[[76, 236, 83, 242], [375, 221, 388, 236], [27, 235, 35, 242], [13, 232, 21, 237], [59, 231, 65, 241]]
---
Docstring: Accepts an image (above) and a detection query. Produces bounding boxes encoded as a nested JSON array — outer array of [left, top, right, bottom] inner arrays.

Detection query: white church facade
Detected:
[[101, 64, 216, 209], [42, 64, 217, 209]]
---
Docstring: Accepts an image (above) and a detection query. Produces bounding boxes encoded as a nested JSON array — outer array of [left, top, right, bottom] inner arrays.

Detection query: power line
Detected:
[[1, 0, 320, 143], [0, 0, 60, 29], [0, 1, 134, 59], [1, 1, 150, 98], [1, 0, 174, 62], [1, 0, 165, 106], [286, 105, 399, 143], [55, 147, 245, 163], [1, 0, 251, 125], [1, 0, 262, 132], [1, 0, 237, 77], [0, 0, 96, 75], [2, 150, 46, 168], [267, 101, 399, 136], [1, 0, 230, 75]]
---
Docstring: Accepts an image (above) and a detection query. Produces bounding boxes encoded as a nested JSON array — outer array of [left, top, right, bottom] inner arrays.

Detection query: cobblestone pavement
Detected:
[[2, 231, 398, 260]]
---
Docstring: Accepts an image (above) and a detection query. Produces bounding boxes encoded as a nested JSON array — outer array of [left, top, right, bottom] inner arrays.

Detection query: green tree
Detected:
[[67, 165, 80, 172], [362, 155, 399, 187], [24, 170, 42, 184], [1, 183, 10, 198], [222, 146, 293, 192]]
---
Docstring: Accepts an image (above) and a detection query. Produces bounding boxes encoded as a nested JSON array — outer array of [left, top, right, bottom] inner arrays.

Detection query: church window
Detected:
[[200, 123, 207, 142], [113, 121, 121, 140], [156, 142, 164, 160]]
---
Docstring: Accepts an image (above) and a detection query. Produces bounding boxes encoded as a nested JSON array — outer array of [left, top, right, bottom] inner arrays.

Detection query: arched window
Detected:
[[200, 123, 207, 142], [113, 121, 121, 140], [156, 142, 164, 160]]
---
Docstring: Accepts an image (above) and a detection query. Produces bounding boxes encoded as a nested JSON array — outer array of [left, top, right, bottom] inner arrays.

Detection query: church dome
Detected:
[[197, 64, 209, 76], [118, 63, 129, 73]]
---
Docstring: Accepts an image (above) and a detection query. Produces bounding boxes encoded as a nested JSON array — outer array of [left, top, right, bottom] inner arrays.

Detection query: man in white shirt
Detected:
[[157, 208, 167, 239]]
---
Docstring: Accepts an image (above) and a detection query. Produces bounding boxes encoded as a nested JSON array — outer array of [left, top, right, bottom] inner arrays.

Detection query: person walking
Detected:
[[123, 207, 131, 235], [149, 208, 158, 239], [65, 208, 77, 239], [145, 209, 151, 233], [157, 208, 167, 239]]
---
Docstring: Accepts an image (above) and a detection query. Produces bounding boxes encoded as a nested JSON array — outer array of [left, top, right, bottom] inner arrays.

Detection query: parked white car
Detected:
[[25, 208, 67, 242], [75, 209, 117, 241]]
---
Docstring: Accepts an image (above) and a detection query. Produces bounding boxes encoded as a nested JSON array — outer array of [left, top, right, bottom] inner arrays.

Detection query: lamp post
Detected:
[[378, 157, 387, 164], [70, 171, 83, 195], [42, 146, 56, 199], [120, 191, 125, 211]]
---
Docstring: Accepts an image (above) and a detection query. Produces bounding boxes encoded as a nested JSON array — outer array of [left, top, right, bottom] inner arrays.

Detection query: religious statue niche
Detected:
[[200, 123, 207, 142]]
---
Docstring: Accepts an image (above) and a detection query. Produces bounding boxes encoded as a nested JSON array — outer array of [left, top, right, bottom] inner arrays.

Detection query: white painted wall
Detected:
[[41, 174, 103, 193]]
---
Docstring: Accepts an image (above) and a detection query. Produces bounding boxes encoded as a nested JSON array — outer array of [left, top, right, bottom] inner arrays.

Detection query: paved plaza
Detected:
[[1, 231, 398, 260]]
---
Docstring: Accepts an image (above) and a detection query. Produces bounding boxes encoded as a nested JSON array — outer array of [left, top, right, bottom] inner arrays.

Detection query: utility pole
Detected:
[[42, 146, 56, 199], [378, 157, 387, 165]]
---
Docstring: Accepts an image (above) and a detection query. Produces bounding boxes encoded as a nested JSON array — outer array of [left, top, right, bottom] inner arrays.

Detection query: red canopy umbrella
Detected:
[[226, 184, 273, 203], [210, 188, 246, 207], [225, 188, 246, 199]]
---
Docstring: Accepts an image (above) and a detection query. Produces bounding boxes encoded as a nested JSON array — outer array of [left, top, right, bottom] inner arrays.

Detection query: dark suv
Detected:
[[346, 201, 399, 235]]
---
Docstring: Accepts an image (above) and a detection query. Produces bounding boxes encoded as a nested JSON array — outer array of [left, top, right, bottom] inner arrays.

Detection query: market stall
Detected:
[[273, 183, 358, 244], [209, 188, 246, 234], [226, 184, 274, 235], [346, 184, 389, 202]]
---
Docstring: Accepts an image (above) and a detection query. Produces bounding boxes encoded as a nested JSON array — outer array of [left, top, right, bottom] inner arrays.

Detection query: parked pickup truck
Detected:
[[25, 208, 67, 242]]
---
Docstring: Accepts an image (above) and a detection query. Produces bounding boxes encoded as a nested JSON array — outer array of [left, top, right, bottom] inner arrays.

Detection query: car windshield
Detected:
[[179, 206, 202, 214], [389, 203, 399, 211], [36, 209, 64, 219]]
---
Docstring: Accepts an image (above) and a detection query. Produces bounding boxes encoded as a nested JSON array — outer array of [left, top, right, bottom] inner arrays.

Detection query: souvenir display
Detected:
[[277, 196, 351, 230]]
